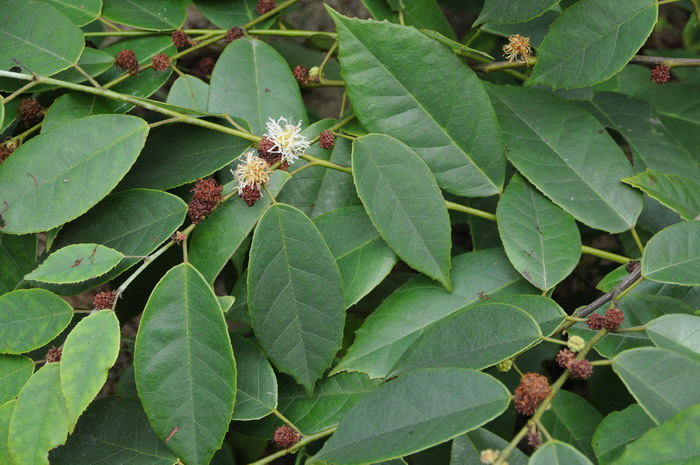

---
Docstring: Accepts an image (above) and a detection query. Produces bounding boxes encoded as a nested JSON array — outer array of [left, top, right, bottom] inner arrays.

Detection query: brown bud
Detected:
[[225, 27, 243, 44], [256, 0, 276, 15], [151, 53, 170, 72], [319, 130, 335, 150], [93, 291, 116, 309], [273, 425, 300, 449], [115, 49, 139, 75]]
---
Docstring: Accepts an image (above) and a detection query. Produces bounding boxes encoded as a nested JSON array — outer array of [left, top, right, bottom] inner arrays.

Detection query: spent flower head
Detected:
[[264, 117, 310, 164], [232, 151, 272, 190], [503, 34, 532, 64]]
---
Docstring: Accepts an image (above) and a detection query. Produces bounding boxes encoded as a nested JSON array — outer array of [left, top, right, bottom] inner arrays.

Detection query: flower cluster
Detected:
[[273, 425, 300, 449], [256, 0, 276, 15], [188, 178, 223, 223], [651, 65, 670, 85], [319, 130, 335, 150], [567, 335, 585, 352], [171, 30, 193, 48], [115, 49, 139, 75], [232, 151, 272, 207], [514, 372, 550, 416], [18, 98, 46, 126], [151, 53, 170, 72], [46, 346, 62, 363], [555, 349, 593, 380], [93, 290, 116, 309], [587, 307, 624, 331], [502, 34, 532, 64], [293, 65, 310, 85], [264, 117, 310, 164], [225, 27, 243, 43]]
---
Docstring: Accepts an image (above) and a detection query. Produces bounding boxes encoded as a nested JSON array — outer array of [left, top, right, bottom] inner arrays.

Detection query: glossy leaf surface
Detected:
[[40, 0, 101, 25], [248, 204, 345, 392], [231, 334, 277, 421], [488, 84, 642, 233], [0, 289, 73, 354], [623, 169, 700, 221], [646, 314, 700, 361], [311, 368, 510, 465], [531, 0, 658, 88], [0, 115, 148, 234], [352, 134, 452, 289], [135, 264, 236, 465], [642, 221, 700, 285], [101, 0, 186, 30], [60, 310, 120, 431], [25, 244, 123, 284], [330, 11, 504, 197], [497, 174, 581, 290], [476, 0, 558, 25]]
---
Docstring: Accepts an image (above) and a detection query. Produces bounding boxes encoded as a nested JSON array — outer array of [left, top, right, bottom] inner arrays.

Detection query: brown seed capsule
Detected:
[[0, 141, 16, 163], [603, 307, 624, 331], [225, 27, 243, 44], [172, 30, 191, 48], [191, 57, 216, 81], [555, 348, 576, 368], [240, 185, 261, 207], [115, 49, 139, 75], [256, 0, 276, 15], [273, 425, 300, 449], [319, 130, 335, 150], [257, 137, 281, 165], [650, 65, 670, 85], [293, 65, 309, 85], [93, 291, 117, 309], [568, 359, 593, 380], [151, 53, 170, 72], [188, 178, 223, 223], [46, 346, 62, 363], [587, 313, 605, 330], [514, 372, 550, 416], [18, 98, 46, 126]]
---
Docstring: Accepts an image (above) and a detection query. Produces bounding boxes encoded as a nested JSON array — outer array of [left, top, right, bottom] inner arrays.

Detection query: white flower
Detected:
[[231, 151, 271, 190], [264, 117, 310, 163]]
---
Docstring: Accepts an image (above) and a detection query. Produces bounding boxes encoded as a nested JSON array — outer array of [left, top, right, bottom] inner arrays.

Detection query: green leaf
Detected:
[[50, 397, 178, 465], [352, 134, 452, 290], [329, 11, 504, 197], [399, 0, 456, 38], [646, 314, 700, 362], [583, 93, 700, 179], [419, 29, 493, 60], [0, 233, 36, 295], [635, 83, 700, 163], [60, 310, 120, 431], [39, 0, 101, 25], [389, 302, 541, 376], [613, 347, 700, 424], [314, 206, 397, 308], [309, 368, 510, 465], [50, 189, 187, 294], [246, 372, 382, 437], [231, 334, 277, 421], [530, 0, 658, 88], [276, 120, 360, 216], [0, 289, 73, 354], [248, 204, 345, 392], [569, 295, 693, 358], [101, 0, 186, 30], [0, 0, 84, 76], [592, 404, 655, 465], [497, 174, 581, 290], [134, 263, 236, 465], [0, 400, 15, 465], [0, 115, 149, 234], [0, 355, 33, 405], [44, 47, 114, 88], [166, 75, 209, 112], [42, 93, 113, 133], [209, 38, 307, 134], [25, 244, 123, 284], [489, 294, 566, 336], [118, 124, 250, 190], [98, 37, 176, 113], [194, 0, 272, 29], [450, 429, 528, 465], [642, 221, 700, 286], [333, 249, 537, 379], [529, 441, 593, 465], [475, 0, 559, 25], [189, 171, 289, 284], [541, 390, 603, 460], [611, 404, 700, 465], [481, 10, 559, 48], [487, 84, 642, 233], [8, 363, 68, 465], [622, 169, 700, 221]]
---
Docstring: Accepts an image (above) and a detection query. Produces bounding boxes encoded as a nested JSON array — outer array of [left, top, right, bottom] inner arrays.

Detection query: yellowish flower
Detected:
[[264, 117, 310, 164], [503, 34, 532, 64], [231, 151, 271, 190]]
